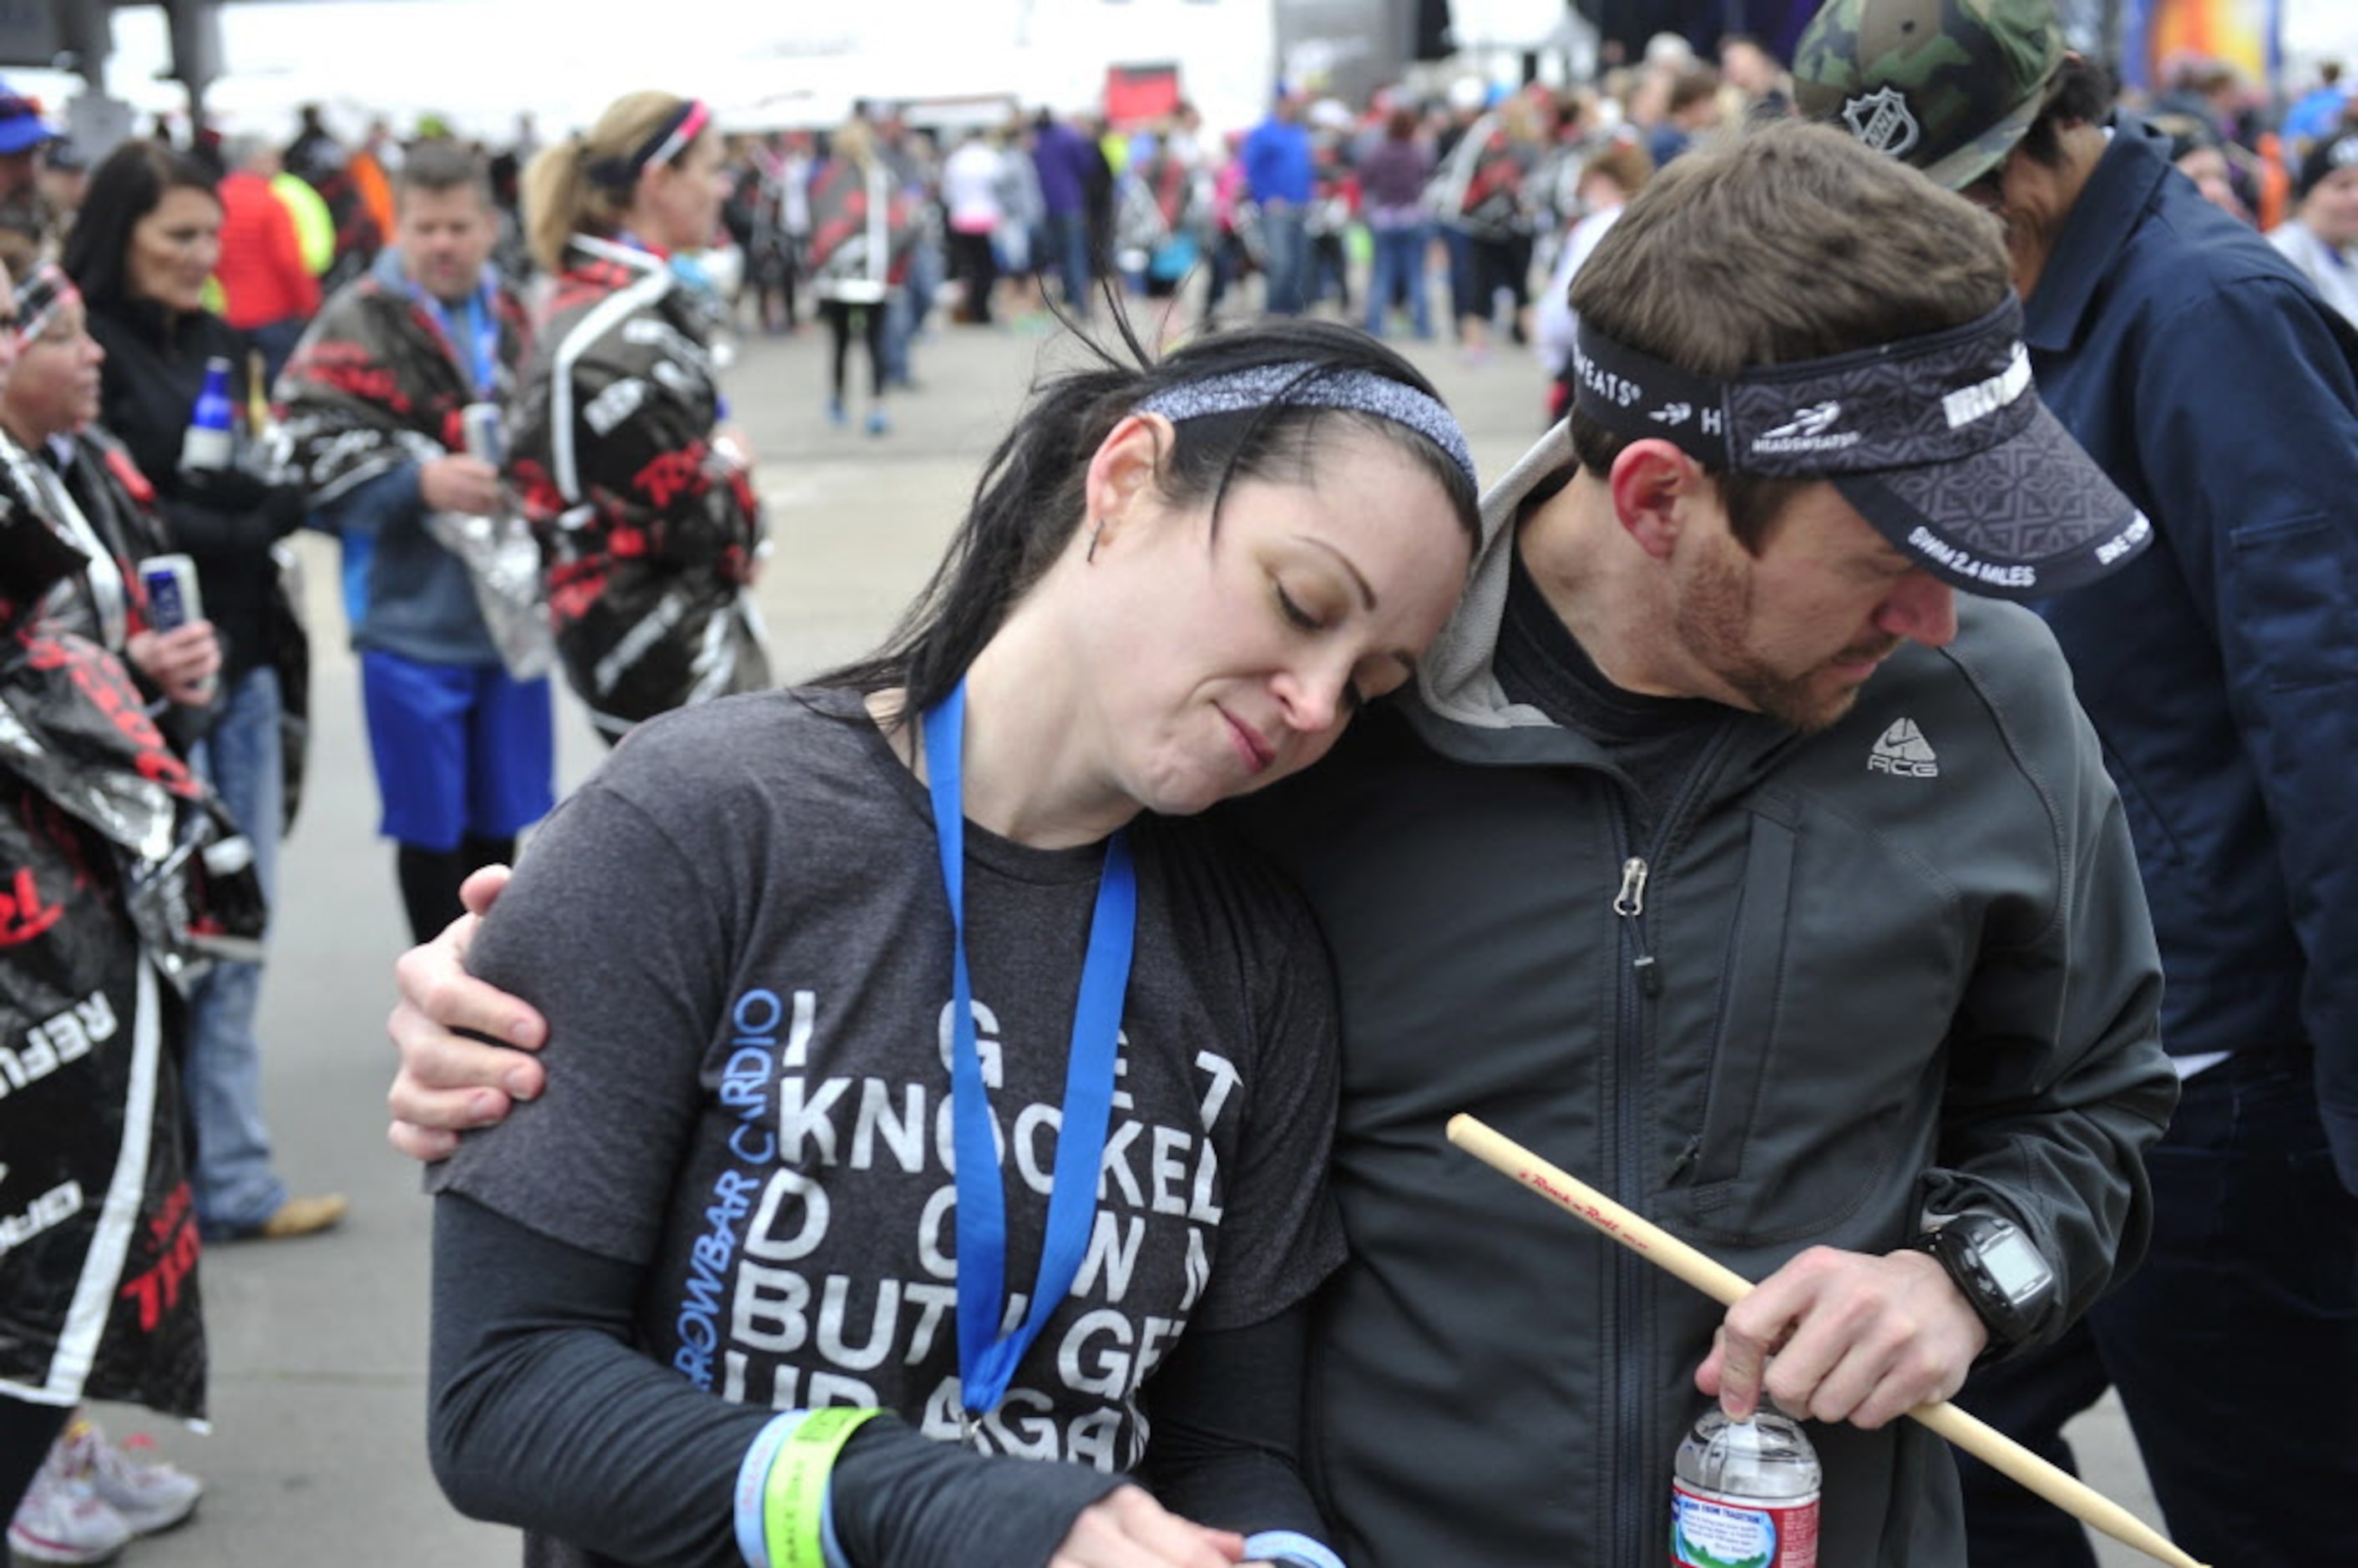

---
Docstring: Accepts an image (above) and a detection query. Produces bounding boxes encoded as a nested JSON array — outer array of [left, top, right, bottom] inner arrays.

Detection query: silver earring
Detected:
[[1086, 518, 1106, 563]]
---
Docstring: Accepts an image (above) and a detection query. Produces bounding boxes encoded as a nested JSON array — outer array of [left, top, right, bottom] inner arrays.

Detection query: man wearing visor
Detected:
[[1222, 118, 2173, 1568], [379, 124, 2174, 1566]]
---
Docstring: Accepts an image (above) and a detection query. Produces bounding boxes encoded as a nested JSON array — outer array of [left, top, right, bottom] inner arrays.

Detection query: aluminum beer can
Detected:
[[138, 552, 215, 698], [139, 553, 204, 631]]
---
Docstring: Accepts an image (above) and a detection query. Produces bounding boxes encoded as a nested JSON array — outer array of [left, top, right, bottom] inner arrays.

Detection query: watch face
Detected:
[[1979, 1227, 2052, 1302]]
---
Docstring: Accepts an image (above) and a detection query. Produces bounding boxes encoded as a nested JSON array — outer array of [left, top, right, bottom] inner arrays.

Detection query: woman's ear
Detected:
[[1081, 412, 1172, 557]]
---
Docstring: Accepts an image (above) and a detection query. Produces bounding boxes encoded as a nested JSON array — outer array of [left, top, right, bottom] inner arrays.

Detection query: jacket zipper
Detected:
[[1608, 817, 1647, 1568], [1605, 725, 1736, 1568], [1615, 857, 1659, 996]]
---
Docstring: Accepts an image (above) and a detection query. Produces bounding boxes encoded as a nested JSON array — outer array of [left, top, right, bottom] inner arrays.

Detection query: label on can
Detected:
[[139, 559, 198, 631], [1670, 1479, 1819, 1568]]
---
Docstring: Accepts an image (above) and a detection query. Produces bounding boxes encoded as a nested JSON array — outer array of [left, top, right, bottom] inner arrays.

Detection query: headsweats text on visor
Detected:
[[1569, 298, 2153, 599]]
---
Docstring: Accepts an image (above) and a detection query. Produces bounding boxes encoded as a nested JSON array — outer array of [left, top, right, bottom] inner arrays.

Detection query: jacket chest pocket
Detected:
[[1681, 799, 1966, 1245]]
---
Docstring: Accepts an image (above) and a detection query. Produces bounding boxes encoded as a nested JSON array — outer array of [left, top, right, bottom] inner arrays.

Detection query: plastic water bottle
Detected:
[[178, 357, 236, 474], [1671, 1408, 1821, 1568]]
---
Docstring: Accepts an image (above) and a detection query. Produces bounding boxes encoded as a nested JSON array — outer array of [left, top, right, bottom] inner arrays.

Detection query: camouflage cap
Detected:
[[1792, 0, 2065, 190]]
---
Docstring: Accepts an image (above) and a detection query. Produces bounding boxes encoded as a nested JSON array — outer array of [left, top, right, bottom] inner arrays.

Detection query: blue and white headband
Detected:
[[1135, 363, 1478, 491]]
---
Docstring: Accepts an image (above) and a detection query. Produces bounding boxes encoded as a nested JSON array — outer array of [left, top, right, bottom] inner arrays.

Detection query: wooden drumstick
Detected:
[[1445, 1114, 2207, 1568]]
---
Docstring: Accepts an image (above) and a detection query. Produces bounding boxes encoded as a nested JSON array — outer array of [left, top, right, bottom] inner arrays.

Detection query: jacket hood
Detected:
[[1406, 419, 1580, 742]]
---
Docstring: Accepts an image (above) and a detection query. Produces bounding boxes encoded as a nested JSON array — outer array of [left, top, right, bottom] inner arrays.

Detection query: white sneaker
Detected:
[[57, 1417, 203, 1535], [7, 1441, 131, 1565]]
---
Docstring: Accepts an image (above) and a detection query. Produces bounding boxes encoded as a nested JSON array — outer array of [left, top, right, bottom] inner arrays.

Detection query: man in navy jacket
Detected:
[[1799, 3, 2358, 1565]]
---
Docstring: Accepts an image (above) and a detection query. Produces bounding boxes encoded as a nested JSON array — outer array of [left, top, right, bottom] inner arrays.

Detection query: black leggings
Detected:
[[820, 300, 888, 402], [2, 1398, 74, 1566], [397, 834, 519, 945], [946, 230, 996, 323]]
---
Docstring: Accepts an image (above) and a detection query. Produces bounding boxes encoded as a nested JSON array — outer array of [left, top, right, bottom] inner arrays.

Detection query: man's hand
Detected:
[[1050, 1486, 1247, 1568], [419, 454, 504, 516], [126, 621, 221, 706], [1694, 1245, 1989, 1430], [387, 865, 548, 1161]]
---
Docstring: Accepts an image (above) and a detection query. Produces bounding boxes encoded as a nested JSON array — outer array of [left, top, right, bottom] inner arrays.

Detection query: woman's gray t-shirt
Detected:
[[431, 685, 1346, 1485]]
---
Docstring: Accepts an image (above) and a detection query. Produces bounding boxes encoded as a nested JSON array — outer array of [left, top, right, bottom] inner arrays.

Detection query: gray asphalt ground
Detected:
[[83, 286, 2166, 1567]]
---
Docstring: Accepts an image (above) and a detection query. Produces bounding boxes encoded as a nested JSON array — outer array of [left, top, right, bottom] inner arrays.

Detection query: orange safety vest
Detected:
[[349, 149, 397, 250]]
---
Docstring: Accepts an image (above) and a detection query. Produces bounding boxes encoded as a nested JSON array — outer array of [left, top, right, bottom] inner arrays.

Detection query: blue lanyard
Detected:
[[921, 679, 1136, 1425], [414, 277, 501, 398]]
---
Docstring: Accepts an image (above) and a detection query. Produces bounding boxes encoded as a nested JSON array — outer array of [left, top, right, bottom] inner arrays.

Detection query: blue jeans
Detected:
[[1955, 1046, 2358, 1568], [1258, 205, 1309, 316], [185, 665, 288, 1235], [1364, 222, 1432, 338], [884, 237, 941, 385], [249, 316, 308, 387], [883, 288, 913, 386], [1440, 225, 1480, 327], [1045, 210, 1092, 316]]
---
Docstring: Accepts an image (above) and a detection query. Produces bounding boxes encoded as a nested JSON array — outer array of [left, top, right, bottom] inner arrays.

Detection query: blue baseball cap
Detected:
[[0, 81, 56, 157]]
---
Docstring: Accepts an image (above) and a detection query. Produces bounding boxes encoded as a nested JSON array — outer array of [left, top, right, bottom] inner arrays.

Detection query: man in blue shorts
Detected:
[[276, 140, 553, 941]]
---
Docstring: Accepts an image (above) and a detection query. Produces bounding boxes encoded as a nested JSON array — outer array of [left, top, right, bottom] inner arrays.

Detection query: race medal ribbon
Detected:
[[922, 678, 1136, 1439], [413, 275, 503, 398]]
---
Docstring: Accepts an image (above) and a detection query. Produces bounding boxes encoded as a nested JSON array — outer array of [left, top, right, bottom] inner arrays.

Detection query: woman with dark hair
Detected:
[[62, 138, 345, 1247], [514, 89, 767, 745], [409, 317, 1482, 1568]]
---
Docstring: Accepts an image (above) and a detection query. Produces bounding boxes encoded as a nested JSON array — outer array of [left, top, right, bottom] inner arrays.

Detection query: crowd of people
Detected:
[[703, 30, 2356, 428], [3, 3, 2355, 1565]]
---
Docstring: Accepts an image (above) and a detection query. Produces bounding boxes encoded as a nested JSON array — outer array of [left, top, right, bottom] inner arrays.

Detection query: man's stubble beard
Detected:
[[1673, 535, 1893, 736]]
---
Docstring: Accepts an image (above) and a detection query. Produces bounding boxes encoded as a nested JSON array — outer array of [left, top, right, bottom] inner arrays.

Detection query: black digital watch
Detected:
[[1910, 1212, 2057, 1346]]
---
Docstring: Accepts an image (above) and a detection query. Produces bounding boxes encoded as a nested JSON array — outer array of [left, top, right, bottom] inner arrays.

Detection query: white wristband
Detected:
[[733, 1412, 809, 1568], [1242, 1529, 1348, 1568]]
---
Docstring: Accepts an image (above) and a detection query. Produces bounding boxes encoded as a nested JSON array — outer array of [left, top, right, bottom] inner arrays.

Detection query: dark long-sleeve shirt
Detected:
[[430, 1195, 1328, 1568], [84, 299, 304, 681]]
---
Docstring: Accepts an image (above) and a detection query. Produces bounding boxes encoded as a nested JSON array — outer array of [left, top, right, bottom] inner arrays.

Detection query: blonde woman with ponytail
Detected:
[[807, 114, 919, 435], [510, 90, 768, 745]]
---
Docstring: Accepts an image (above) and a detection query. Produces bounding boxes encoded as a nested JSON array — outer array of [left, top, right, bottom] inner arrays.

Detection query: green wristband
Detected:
[[762, 1408, 883, 1568]]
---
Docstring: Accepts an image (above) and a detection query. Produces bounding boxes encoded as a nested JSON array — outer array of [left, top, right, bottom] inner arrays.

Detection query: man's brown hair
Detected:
[[397, 140, 493, 205], [1566, 120, 2010, 550]]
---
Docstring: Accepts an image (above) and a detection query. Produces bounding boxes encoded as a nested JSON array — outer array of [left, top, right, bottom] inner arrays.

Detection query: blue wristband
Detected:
[[734, 1413, 808, 1568], [1242, 1530, 1348, 1568]]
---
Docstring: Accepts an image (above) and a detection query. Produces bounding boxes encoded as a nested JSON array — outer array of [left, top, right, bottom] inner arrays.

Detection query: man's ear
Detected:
[[1080, 412, 1173, 554], [1607, 439, 1709, 562]]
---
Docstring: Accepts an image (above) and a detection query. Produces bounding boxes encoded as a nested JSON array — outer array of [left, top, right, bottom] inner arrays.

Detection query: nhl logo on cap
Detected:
[[1842, 86, 1920, 158]]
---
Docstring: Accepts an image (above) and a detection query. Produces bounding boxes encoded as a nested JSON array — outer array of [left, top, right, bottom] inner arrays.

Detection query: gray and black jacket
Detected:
[[1230, 427, 2176, 1568], [509, 235, 770, 741]]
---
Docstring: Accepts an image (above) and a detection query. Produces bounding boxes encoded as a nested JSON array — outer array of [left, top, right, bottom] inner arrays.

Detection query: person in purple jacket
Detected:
[[1357, 106, 1436, 341], [1028, 109, 1101, 320]]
